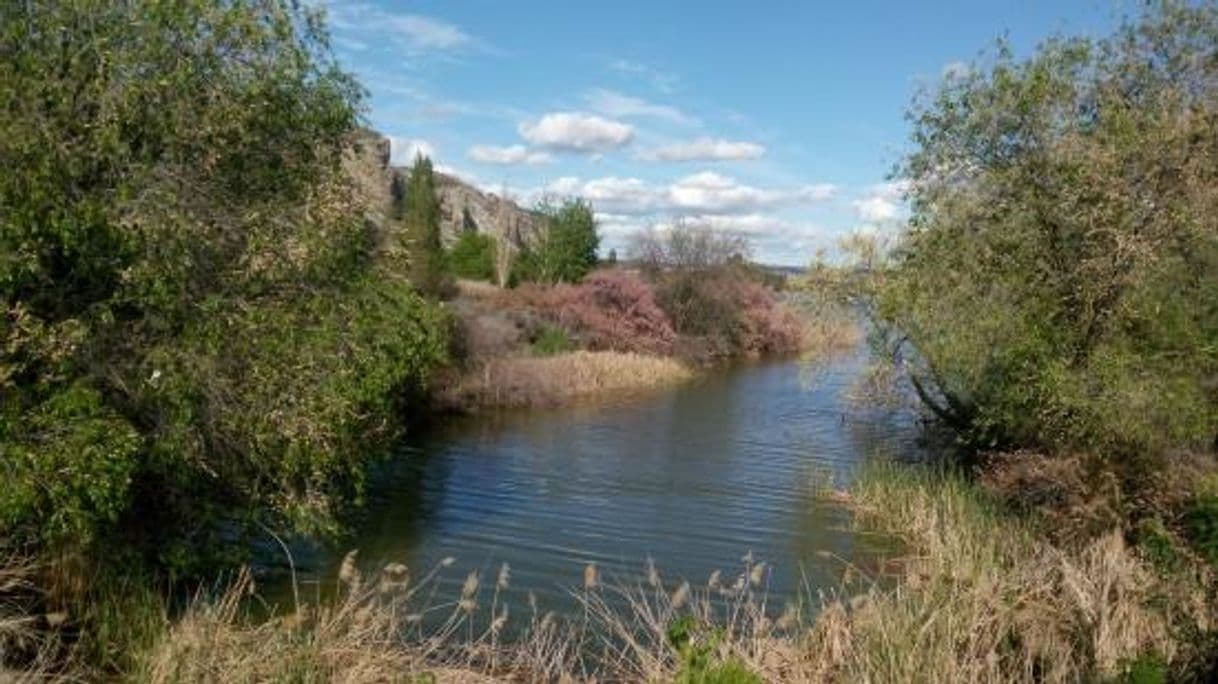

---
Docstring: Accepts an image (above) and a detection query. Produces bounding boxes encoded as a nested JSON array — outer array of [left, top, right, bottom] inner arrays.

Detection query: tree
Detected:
[[629, 221, 751, 273], [447, 232, 496, 281], [398, 155, 448, 296], [0, 0, 448, 563], [877, 1, 1218, 459], [516, 199, 600, 284]]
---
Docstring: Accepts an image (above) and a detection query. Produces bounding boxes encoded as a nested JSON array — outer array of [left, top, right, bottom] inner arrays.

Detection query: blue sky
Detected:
[[322, 1, 1130, 265]]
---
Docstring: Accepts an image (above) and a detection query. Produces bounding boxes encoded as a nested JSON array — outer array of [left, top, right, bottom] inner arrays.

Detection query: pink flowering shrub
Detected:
[[735, 278, 804, 354], [518, 270, 676, 355]]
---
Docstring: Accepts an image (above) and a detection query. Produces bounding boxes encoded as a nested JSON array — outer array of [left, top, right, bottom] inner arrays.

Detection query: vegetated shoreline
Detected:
[[431, 273, 859, 412], [112, 457, 1211, 683]]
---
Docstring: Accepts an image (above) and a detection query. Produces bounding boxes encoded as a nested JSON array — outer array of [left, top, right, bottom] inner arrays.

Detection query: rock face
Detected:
[[346, 130, 543, 250], [430, 171, 545, 249]]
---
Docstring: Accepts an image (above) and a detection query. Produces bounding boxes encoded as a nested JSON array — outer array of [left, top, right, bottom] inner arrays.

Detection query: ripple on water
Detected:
[[267, 353, 920, 617]]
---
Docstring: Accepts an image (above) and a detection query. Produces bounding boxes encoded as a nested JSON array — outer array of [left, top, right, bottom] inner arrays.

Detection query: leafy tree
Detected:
[[397, 155, 449, 296], [0, 1, 448, 563], [516, 199, 600, 284], [877, 1, 1218, 459]]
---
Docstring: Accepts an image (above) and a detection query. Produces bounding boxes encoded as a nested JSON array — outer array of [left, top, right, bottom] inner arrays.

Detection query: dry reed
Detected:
[[438, 351, 692, 409]]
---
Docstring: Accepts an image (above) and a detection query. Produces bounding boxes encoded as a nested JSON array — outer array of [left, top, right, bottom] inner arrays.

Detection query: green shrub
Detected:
[[1183, 495, 1218, 567], [447, 232, 496, 281], [530, 325, 574, 356], [666, 616, 762, 684], [1119, 652, 1168, 684]]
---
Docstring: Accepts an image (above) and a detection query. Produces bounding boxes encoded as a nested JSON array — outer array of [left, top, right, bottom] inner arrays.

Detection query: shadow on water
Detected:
[[259, 348, 922, 621]]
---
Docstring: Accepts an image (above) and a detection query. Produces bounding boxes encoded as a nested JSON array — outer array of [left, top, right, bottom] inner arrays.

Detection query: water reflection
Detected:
[[268, 350, 920, 617]]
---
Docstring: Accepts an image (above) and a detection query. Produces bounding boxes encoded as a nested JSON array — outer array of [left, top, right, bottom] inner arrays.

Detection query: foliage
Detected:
[[446, 231, 496, 281], [516, 270, 677, 355], [878, 2, 1218, 457], [515, 199, 600, 284], [531, 325, 574, 356], [396, 156, 450, 296], [1183, 495, 1218, 567], [630, 222, 750, 274], [634, 226, 801, 359], [667, 617, 763, 684], [0, 0, 448, 563]]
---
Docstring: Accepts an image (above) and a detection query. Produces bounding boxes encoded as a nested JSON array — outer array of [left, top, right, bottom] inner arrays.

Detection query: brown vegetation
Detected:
[[438, 351, 692, 409], [116, 461, 1212, 683]]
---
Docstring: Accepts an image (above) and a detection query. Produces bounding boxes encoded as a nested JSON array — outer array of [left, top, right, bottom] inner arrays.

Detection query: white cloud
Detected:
[[853, 196, 901, 222], [585, 89, 695, 125], [388, 137, 436, 166], [518, 112, 635, 153], [642, 137, 766, 162], [532, 172, 836, 216], [388, 14, 470, 49], [608, 59, 679, 93], [467, 144, 552, 165], [326, 5, 473, 53], [852, 180, 910, 223]]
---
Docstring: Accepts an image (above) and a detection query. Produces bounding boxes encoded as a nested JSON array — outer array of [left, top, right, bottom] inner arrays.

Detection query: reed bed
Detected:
[[438, 351, 693, 409]]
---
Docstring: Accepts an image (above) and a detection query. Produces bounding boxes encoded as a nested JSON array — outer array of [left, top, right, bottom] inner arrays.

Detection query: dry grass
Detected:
[[17, 462, 1212, 683], [0, 551, 71, 682], [134, 552, 794, 684], [454, 279, 504, 301], [809, 462, 1212, 683], [438, 351, 693, 409]]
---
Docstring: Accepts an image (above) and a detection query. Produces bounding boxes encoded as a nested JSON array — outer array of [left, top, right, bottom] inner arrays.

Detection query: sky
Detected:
[[321, 0, 1132, 265]]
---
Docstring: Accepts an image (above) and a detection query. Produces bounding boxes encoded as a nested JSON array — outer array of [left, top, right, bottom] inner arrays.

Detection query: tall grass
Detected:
[[809, 462, 1209, 682], [438, 351, 692, 409], [14, 462, 1208, 682]]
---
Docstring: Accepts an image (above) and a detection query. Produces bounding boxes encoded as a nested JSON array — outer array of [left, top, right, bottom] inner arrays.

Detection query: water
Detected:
[[270, 350, 921, 617]]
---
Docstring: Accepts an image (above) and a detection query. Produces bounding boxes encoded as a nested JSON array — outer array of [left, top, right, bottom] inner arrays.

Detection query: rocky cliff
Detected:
[[347, 131, 543, 250]]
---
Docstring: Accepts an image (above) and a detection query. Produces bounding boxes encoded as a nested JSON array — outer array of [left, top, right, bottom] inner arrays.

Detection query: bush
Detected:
[[446, 232, 496, 281], [520, 270, 677, 355], [657, 269, 803, 359], [531, 325, 574, 356]]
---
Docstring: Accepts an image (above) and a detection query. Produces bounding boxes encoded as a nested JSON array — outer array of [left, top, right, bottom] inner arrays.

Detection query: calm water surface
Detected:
[[273, 350, 920, 615]]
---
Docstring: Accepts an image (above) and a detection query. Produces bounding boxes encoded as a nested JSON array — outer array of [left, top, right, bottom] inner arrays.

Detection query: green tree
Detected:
[[398, 155, 449, 295], [516, 199, 600, 284], [877, 1, 1218, 459], [0, 0, 447, 563], [447, 231, 496, 281]]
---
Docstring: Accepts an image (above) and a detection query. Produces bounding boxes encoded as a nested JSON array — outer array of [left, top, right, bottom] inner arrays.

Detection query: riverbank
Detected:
[[72, 458, 1207, 683], [437, 273, 858, 411]]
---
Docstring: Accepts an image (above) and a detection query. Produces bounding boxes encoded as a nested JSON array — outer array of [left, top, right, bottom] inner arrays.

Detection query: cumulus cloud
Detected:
[[388, 137, 436, 166], [642, 137, 766, 162], [467, 144, 552, 165], [852, 180, 910, 223], [585, 89, 695, 125], [533, 172, 835, 215], [518, 112, 635, 153]]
